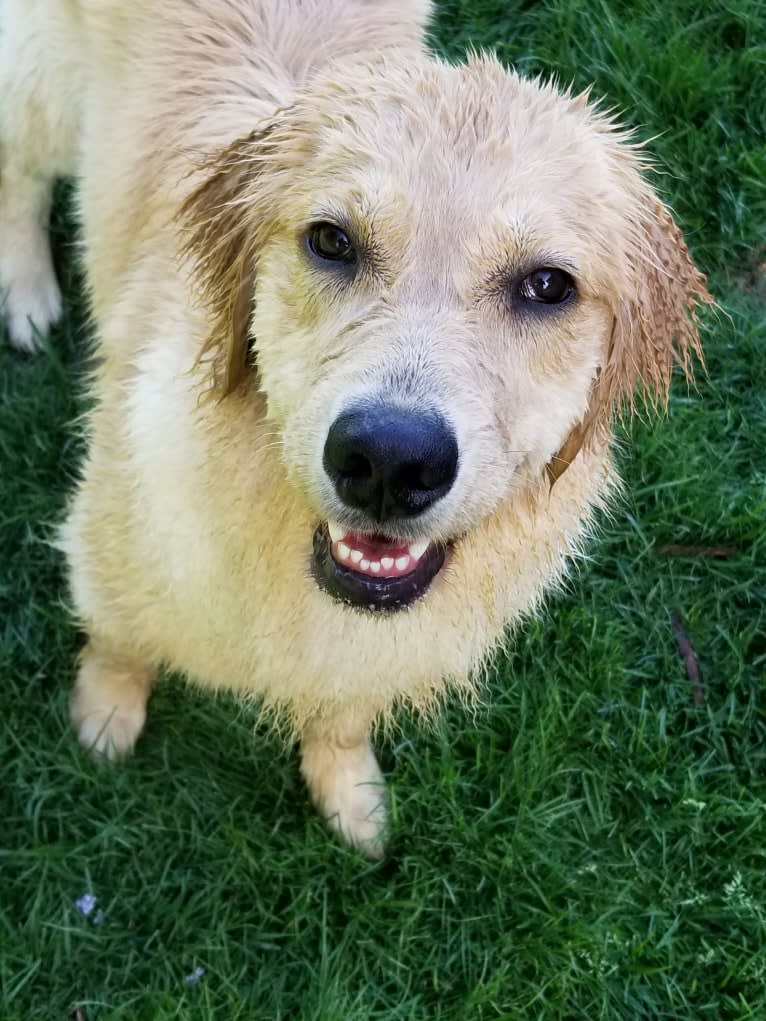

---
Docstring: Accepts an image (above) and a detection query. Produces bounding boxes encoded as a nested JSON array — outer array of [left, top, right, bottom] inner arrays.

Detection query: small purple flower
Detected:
[[184, 966, 205, 987], [75, 893, 97, 917]]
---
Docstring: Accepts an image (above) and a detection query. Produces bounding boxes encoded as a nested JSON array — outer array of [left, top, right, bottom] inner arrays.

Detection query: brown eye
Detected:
[[308, 223, 356, 264], [518, 267, 575, 305]]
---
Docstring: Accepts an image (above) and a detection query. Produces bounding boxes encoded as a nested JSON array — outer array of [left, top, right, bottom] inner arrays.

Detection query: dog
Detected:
[[0, 0, 711, 856]]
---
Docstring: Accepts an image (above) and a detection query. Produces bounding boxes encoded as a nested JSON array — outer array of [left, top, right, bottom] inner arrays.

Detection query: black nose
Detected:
[[323, 404, 459, 520]]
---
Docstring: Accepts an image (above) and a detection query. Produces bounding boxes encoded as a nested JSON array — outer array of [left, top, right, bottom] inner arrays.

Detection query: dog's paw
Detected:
[[301, 737, 388, 858], [321, 757, 388, 858], [1, 250, 62, 352], [71, 701, 146, 761], [69, 645, 154, 761]]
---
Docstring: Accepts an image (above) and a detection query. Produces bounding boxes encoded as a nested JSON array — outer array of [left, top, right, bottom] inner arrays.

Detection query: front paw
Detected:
[[69, 643, 154, 761], [1, 256, 62, 351], [301, 737, 388, 858]]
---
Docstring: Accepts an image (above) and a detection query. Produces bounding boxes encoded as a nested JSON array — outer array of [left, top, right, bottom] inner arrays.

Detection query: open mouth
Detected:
[[312, 520, 447, 611]]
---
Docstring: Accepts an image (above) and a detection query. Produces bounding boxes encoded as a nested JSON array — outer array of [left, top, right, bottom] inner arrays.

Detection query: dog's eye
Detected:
[[308, 223, 356, 264], [518, 268, 575, 305]]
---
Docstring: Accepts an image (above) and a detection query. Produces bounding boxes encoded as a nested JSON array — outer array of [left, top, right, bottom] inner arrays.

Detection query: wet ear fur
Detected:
[[545, 197, 714, 486], [179, 122, 285, 395]]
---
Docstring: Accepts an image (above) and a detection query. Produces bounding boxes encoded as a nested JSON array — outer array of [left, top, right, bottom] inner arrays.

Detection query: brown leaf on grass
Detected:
[[670, 611, 705, 706]]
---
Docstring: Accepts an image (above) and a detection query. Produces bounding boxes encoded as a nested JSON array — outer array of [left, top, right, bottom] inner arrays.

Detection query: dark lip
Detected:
[[311, 524, 447, 612]]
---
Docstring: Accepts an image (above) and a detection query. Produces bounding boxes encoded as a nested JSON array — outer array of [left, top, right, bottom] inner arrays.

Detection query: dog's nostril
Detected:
[[416, 462, 450, 490], [323, 404, 458, 520], [397, 462, 426, 489], [342, 452, 372, 481], [397, 460, 448, 494]]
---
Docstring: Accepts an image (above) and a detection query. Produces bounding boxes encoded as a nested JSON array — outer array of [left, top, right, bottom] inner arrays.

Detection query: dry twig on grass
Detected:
[[670, 610, 705, 706], [658, 545, 736, 558]]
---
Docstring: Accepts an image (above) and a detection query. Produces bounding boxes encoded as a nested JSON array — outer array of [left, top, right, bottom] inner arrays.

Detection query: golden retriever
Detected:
[[0, 0, 711, 856]]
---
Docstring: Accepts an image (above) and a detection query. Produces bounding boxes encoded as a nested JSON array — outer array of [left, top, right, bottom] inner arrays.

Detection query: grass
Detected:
[[1, 0, 765, 1017]]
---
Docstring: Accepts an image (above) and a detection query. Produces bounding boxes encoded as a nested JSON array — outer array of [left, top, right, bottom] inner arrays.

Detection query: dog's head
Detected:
[[182, 53, 711, 612]]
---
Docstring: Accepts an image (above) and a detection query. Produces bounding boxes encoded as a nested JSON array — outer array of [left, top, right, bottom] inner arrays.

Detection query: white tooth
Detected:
[[327, 520, 345, 543], [409, 539, 429, 560], [381, 557, 394, 570], [350, 549, 363, 564], [337, 542, 350, 561], [370, 561, 381, 573], [395, 555, 410, 571], [360, 558, 370, 570]]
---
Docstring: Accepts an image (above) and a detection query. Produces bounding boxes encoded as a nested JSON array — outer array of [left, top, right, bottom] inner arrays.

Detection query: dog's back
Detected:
[[58, 0, 432, 159], [0, 0, 432, 346]]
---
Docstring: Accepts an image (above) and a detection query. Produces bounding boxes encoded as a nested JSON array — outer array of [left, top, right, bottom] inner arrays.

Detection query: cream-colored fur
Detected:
[[1, 0, 710, 855], [0, 0, 82, 348]]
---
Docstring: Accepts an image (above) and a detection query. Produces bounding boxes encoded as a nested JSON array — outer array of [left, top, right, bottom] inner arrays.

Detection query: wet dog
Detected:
[[0, 0, 710, 855]]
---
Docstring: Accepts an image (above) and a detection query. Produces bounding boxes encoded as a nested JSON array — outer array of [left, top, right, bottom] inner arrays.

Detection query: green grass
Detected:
[[2, 1, 765, 1017]]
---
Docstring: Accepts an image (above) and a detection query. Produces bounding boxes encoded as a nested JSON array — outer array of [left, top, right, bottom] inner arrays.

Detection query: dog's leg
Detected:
[[0, 162, 62, 351], [70, 640, 156, 761], [0, 0, 81, 350], [300, 715, 387, 858]]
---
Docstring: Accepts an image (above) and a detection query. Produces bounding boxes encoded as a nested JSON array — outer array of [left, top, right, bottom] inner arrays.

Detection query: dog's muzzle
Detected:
[[312, 403, 457, 610]]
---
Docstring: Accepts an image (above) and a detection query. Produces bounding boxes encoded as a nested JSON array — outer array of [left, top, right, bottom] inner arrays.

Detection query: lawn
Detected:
[[1, 0, 765, 1018]]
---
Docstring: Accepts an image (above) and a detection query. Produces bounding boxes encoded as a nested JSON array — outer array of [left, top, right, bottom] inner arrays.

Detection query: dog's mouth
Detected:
[[311, 520, 447, 611]]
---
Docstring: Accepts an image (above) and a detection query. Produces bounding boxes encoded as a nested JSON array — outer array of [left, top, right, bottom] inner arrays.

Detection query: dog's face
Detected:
[[184, 54, 710, 612]]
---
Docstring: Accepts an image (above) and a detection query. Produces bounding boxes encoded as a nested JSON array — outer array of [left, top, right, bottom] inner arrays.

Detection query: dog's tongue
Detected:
[[327, 522, 429, 578]]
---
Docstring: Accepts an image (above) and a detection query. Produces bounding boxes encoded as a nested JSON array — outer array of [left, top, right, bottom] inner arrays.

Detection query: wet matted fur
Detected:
[[0, 0, 711, 855]]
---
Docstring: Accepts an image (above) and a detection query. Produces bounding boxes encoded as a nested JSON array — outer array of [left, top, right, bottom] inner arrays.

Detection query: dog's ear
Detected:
[[179, 123, 284, 396], [546, 195, 713, 486], [599, 197, 712, 420]]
